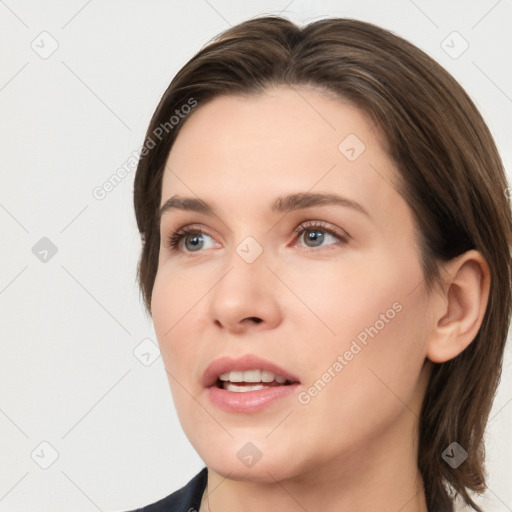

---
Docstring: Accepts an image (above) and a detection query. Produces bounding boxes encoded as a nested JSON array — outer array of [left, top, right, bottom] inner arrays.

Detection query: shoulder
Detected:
[[125, 467, 208, 512]]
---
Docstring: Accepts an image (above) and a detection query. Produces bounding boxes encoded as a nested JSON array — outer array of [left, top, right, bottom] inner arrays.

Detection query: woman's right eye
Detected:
[[165, 225, 217, 254]]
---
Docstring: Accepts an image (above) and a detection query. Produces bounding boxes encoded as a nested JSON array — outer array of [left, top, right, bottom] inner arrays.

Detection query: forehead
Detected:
[[160, 86, 399, 219]]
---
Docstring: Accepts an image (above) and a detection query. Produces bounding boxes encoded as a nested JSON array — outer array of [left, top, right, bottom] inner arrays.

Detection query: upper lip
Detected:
[[202, 354, 301, 388]]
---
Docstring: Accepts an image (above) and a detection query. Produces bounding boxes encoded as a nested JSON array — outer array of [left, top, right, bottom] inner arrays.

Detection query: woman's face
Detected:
[[151, 86, 434, 481]]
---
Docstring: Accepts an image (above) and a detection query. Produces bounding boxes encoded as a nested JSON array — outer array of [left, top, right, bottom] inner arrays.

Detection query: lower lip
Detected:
[[207, 383, 300, 413]]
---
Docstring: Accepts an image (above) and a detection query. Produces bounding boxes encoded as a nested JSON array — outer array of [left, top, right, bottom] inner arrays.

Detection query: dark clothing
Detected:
[[128, 467, 207, 512]]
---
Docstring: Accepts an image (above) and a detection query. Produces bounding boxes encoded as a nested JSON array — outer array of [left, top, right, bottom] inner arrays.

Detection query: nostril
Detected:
[[247, 317, 262, 323]]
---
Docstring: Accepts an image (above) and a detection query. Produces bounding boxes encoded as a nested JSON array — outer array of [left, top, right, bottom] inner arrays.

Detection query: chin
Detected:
[[206, 456, 298, 483], [194, 435, 308, 482]]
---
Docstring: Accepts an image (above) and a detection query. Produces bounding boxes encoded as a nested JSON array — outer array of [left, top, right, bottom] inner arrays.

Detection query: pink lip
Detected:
[[202, 354, 301, 414], [207, 384, 299, 413]]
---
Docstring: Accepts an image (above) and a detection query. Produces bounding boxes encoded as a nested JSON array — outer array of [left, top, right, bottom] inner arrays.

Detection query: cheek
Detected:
[[151, 278, 221, 445], [150, 269, 200, 374], [278, 246, 422, 352], [293, 258, 430, 444], [151, 275, 205, 427]]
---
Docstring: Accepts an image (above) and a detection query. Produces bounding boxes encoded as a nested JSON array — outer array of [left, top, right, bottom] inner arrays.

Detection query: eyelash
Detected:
[[164, 220, 349, 255]]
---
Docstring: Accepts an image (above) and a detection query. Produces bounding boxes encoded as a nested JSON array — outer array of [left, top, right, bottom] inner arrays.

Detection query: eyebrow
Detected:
[[157, 192, 368, 227]]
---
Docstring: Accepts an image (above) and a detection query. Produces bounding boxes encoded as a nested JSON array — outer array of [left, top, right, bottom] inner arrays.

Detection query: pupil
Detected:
[[307, 229, 323, 247], [185, 234, 202, 251]]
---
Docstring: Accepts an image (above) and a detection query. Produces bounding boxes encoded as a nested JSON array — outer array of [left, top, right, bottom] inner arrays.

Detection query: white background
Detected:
[[0, 1, 510, 511]]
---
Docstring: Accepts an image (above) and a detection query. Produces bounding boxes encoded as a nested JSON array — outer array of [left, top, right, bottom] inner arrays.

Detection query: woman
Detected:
[[128, 15, 511, 512]]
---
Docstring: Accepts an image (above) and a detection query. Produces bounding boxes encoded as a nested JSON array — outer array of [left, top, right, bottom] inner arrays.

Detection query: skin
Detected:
[[151, 85, 490, 512]]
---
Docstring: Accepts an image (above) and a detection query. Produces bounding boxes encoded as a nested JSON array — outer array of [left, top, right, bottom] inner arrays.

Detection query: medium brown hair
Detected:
[[133, 15, 512, 511]]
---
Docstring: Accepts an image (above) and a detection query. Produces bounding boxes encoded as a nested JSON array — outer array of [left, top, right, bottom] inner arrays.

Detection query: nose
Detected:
[[208, 246, 283, 334]]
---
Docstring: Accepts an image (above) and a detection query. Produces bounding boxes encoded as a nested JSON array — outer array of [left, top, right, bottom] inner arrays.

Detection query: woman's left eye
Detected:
[[293, 221, 349, 249], [165, 221, 348, 254]]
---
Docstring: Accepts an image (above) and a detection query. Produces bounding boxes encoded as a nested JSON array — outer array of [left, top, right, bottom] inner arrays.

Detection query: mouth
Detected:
[[203, 354, 300, 390], [203, 354, 301, 413], [216, 369, 296, 392]]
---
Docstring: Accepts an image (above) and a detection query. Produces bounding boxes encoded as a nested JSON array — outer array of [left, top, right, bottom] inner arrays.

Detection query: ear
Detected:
[[426, 250, 490, 363]]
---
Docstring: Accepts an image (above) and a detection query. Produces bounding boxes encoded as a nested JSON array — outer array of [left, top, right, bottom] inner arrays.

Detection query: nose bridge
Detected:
[[220, 212, 269, 275], [208, 231, 282, 330], [216, 232, 269, 302]]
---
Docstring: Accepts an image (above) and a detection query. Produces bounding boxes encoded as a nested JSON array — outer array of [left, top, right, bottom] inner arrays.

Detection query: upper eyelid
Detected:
[[294, 220, 350, 238], [165, 220, 349, 247], [164, 220, 346, 236], [161, 222, 209, 236]]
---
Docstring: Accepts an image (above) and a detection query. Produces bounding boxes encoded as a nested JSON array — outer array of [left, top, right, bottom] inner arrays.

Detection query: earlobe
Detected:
[[426, 250, 490, 363]]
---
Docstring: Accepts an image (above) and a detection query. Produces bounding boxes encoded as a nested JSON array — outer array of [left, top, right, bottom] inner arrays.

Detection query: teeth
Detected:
[[261, 371, 274, 382], [229, 371, 244, 382], [225, 383, 267, 392], [218, 369, 288, 384]]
